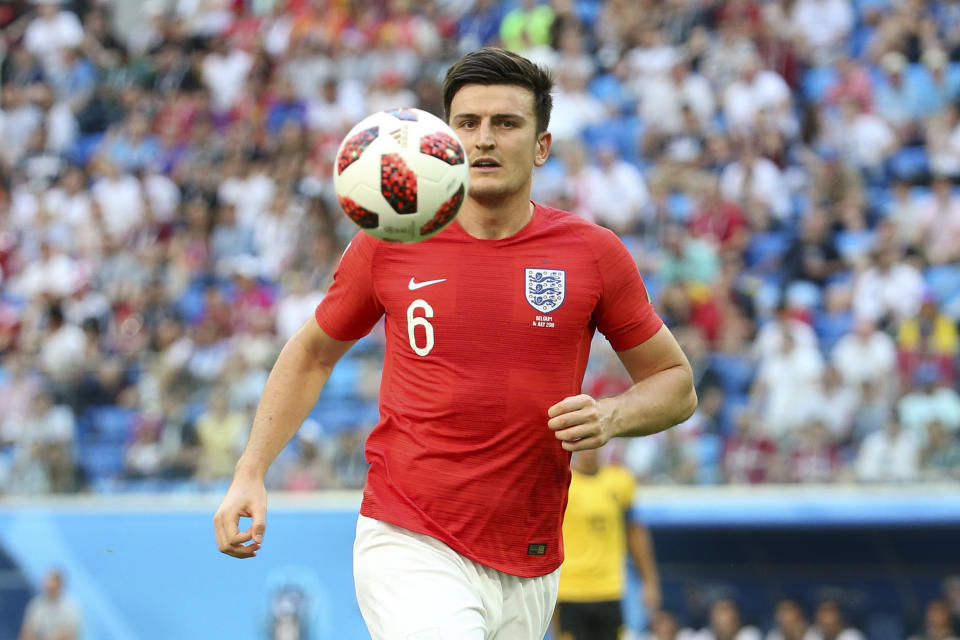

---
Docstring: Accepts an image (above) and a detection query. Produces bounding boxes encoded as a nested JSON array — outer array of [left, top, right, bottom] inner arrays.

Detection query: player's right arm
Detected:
[[213, 318, 355, 558]]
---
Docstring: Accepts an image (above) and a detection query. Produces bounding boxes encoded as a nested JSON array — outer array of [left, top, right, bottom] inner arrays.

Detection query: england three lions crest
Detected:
[[525, 268, 565, 313]]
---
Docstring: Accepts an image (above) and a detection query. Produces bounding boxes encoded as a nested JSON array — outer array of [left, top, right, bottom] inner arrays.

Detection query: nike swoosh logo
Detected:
[[408, 277, 447, 290]]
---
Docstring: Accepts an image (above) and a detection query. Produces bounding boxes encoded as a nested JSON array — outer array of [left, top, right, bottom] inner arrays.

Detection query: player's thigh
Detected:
[[492, 566, 560, 640], [556, 602, 592, 640], [592, 600, 624, 640], [556, 600, 622, 640], [353, 515, 486, 640]]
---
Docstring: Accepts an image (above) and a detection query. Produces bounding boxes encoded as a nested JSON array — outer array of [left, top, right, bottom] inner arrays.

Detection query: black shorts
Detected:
[[556, 599, 623, 640]]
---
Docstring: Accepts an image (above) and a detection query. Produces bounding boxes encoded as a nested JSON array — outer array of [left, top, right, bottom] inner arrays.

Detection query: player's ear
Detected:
[[534, 131, 551, 167]]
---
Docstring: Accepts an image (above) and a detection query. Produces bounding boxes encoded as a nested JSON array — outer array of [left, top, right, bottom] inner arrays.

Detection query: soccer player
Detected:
[[555, 448, 662, 640], [213, 47, 697, 639]]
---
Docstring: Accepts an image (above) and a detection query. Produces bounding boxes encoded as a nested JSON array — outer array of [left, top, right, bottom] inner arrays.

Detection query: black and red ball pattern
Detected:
[[420, 132, 465, 166], [386, 108, 419, 122], [337, 127, 379, 175], [337, 196, 379, 229], [381, 153, 417, 215], [420, 184, 465, 237]]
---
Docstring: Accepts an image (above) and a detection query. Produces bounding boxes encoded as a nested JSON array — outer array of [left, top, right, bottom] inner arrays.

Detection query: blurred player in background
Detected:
[[214, 47, 696, 639], [554, 447, 662, 640], [18, 568, 81, 640]]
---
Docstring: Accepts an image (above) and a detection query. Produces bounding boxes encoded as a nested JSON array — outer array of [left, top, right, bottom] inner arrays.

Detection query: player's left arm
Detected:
[[548, 325, 697, 450]]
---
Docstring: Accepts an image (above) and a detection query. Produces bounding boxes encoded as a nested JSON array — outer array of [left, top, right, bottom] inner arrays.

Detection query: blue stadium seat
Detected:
[[709, 353, 755, 396], [744, 231, 790, 272], [667, 192, 694, 222], [814, 309, 854, 355], [79, 442, 126, 480], [88, 407, 136, 444], [888, 146, 929, 181], [924, 264, 960, 303], [801, 67, 839, 103]]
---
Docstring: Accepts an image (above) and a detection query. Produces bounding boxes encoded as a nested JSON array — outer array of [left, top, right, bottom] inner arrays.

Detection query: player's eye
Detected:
[[500, 120, 516, 128], [459, 120, 476, 129]]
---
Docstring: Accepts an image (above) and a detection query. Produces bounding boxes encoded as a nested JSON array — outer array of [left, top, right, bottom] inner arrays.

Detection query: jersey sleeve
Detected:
[[314, 233, 385, 340], [591, 229, 663, 351]]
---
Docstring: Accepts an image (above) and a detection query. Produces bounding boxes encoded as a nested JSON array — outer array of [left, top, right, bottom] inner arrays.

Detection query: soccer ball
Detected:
[[333, 108, 469, 243]]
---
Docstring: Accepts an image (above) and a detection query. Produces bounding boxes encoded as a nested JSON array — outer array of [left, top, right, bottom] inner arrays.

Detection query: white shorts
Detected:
[[353, 515, 560, 640]]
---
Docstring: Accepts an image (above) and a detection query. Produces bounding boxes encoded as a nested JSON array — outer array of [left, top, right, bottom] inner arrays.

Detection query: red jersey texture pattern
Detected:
[[315, 204, 663, 577]]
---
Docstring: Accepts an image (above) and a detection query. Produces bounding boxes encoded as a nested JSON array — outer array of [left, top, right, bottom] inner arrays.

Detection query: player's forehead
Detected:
[[449, 83, 536, 121]]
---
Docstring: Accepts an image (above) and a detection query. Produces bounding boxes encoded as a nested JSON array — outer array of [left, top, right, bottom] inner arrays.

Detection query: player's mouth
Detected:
[[471, 157, 501, 172]]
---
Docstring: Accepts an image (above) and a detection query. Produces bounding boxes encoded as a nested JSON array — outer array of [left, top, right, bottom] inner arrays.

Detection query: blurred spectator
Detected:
[[897, 294, 958, 387], [855, 417, 921, 483], [281, 421, 333, 491], [722, 53, 794, 139], [765, 598, 814, 640], [23, 0, 84, 77], [640, 608, 697, 640], [782, 207, 844, 288], [831, 317, 898, 398], [788, 418, 844, 484], [919, 421, 960, 482], [3, 388, 76, 493], [581, 144, 650, 235], [908, 598, 959, 640], [195, 386, 248, 480], [850, 379, 893, 446], [693, 598, 762, 640], [897, 364, 960, 442], [18, 567, 81, 640], [719, 139, 791, 222], [499, 0, 554, 53], [688, 176, 749, 255], [809, 365, 859, 445], [811, 600, 866, 640], [911, 175, 960, 265], [790, 0, 854, 65], [723, 410, 778, 484], [851, 245, 925, 328]]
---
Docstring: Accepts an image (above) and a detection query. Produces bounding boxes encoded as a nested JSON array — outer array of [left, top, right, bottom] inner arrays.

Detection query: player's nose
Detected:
[[475, 119, 496, 149]]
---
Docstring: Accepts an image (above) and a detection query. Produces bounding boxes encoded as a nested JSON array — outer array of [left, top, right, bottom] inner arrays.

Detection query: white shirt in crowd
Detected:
[[756, 342, 826, 438], [753, 318, 819, 361], [851, 261, 925, 324], [720, 156, 792, 220], [791, 0, 854, 57], [898, 387, 960, 440], [723, 69, 793, 135], [91, 172, 146, 240], [830, 329, 897, 390], [841, 112, 896, 170], [202, 47, 253, 113], [856, 426, 920, 482], [23, 9, 84, 74], [218, 171, 276, 230], [641, 69, 716, 135], [582, 156, 651, 231]]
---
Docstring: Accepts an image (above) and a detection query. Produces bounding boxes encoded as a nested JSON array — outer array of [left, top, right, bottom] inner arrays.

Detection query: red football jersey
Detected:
[[315, 203, 662, 577]]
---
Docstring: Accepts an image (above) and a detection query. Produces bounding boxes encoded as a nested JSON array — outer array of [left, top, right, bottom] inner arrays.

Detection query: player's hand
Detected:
[[642, 580, 662, 614], [213, 474, 267, 559], [547, 394, 614, 451]]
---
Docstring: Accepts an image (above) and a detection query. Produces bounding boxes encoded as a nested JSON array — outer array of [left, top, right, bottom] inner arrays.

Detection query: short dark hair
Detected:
[[442, 47, 554, 134]]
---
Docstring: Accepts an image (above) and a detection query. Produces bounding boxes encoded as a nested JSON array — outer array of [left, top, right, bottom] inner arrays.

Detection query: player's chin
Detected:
[[466, 181, 511, 202]]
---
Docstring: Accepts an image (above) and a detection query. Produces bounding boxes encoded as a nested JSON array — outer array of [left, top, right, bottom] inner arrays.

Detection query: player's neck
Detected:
[[458, 198, 534, 240]]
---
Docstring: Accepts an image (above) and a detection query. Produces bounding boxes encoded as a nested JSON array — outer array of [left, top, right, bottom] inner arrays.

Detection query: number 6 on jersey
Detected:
[[407, 299, 435, 356]]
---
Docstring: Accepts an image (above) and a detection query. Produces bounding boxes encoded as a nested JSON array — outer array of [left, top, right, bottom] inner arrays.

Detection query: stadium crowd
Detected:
[[0, 0, 959, 500]]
